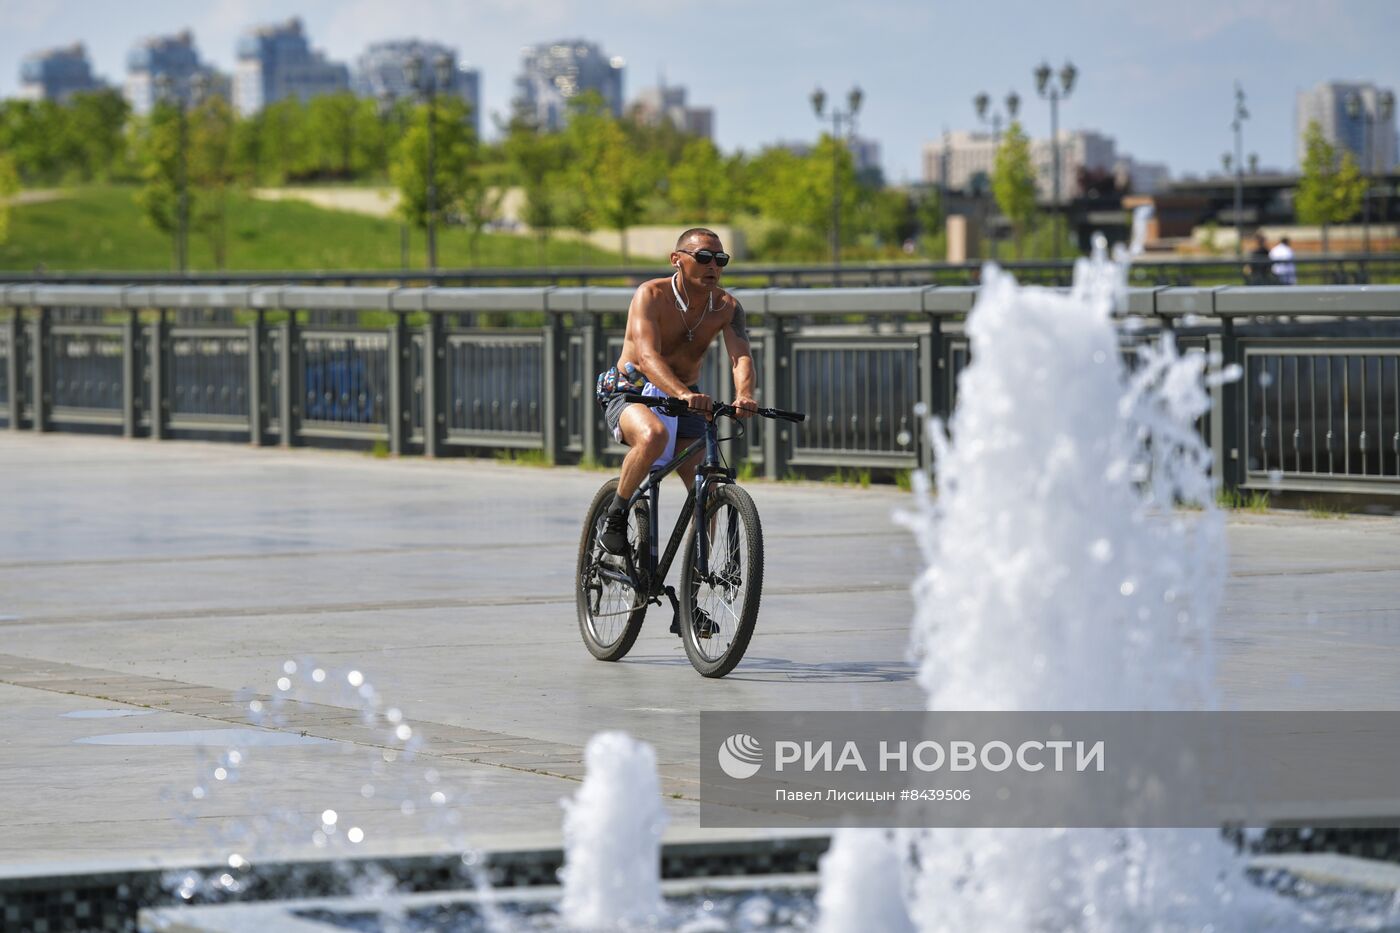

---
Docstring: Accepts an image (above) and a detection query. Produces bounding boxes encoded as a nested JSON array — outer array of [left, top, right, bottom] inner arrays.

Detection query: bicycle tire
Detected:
[[575, 479, 649, 662], [679, 483, 764, 678]]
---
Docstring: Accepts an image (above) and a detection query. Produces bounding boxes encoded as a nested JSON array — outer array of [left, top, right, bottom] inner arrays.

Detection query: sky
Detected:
[[3, 0, 1398, 184]]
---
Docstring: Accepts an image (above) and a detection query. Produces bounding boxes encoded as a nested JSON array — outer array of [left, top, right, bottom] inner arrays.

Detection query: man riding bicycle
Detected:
[[596, 228, 758, 555]]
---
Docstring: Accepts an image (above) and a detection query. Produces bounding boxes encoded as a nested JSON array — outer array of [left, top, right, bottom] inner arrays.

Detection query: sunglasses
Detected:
[[678, 248, 730, 267]]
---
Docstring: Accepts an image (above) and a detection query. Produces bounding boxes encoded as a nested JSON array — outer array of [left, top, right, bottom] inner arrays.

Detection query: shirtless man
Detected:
[[597, 227, 757, 554]]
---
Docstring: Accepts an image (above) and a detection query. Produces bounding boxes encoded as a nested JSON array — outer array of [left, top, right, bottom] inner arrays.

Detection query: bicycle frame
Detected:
[[596, 410, 734, 602]]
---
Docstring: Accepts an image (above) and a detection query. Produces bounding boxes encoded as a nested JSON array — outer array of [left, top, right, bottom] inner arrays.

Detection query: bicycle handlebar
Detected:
[[619, 393, 806, 424]]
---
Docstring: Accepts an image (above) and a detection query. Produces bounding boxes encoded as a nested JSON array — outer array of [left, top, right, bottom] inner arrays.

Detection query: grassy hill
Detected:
[[0, 186, 630, 273]]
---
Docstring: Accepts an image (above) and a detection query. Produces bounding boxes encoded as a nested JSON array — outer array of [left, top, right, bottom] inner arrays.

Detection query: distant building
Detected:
[[234, 18, 348, 115], [922, 128, 1118, 201], [630, 81, 712, 138], [19, 43, 104, 103], [849, 135, 883, 182], [514, 39, 623, 130], [353, 40, 480, 136], [1296, 81, 1397, 173], [124, 30, 223, 116], [1114, 157, 1171, 195]]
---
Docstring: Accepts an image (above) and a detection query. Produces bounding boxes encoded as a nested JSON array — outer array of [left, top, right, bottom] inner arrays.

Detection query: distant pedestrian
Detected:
[[1244, 233, 1273, 285], [1269, 236, 1297, 285]]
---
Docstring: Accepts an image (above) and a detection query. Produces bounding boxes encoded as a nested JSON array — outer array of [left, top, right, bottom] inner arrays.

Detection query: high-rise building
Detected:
[[630, 81, 712, 139], [234, 17, 349, 116], [514, 39, 623, 130], [19, 43, 104, 103], [922, 128, 1118, 201], [353, 40, 481, 137], [124, 30, 222, 116], [1296, 81, 1397, 173]]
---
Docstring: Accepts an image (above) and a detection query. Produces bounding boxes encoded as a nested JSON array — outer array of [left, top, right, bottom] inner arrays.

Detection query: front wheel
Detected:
[[679, 483, 764, 678]]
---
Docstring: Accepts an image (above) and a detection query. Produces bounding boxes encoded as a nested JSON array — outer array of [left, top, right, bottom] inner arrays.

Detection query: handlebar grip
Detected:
[[759, 407, 806, 423]]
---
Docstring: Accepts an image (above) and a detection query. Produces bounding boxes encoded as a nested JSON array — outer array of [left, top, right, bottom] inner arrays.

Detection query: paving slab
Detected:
[[3, 433, 1400, 870]]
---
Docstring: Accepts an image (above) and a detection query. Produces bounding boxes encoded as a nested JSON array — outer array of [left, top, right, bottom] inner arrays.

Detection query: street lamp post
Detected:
[[1231, 82, 1249, 258], [974, 90, 1019, 259], [1034, 60, 1076, 261], [406, 53, 454, 271], [810, 85, 862, 266], [1345, 89, 1394, 256]]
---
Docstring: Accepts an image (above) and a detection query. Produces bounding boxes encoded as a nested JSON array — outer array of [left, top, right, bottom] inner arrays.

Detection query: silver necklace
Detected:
[[670, 272, 712, 342]]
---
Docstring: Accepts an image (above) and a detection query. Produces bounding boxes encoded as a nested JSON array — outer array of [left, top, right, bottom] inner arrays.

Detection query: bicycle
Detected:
[[575, 395, 806, 678]]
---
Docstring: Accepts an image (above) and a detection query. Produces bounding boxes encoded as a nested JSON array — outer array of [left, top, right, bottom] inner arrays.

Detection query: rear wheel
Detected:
[[576, 479, 649, 661], [679, 483, 763, 678]]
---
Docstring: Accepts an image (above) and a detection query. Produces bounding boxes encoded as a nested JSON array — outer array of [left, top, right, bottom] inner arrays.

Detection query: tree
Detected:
[[669, 137, 733, 222], [992, 121, 1037, 257], [65, 89, 131, 181], [0, 153, 18, 247], [503, 116, 565, 266], [306, 92, 359, 179], [189, 95, 236, 267], [1296, 120, 1365, 252], [133, 102, 184, 268], [390, 96, 477, 242], [566, 96, 652, 264]]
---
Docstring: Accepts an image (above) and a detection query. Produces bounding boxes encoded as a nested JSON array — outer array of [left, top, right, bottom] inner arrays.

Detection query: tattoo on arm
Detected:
[[730, 300, 750, 342]]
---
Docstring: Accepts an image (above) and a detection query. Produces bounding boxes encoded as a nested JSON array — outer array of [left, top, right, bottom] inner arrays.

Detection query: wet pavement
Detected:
[[3, 434, 1399, 868]]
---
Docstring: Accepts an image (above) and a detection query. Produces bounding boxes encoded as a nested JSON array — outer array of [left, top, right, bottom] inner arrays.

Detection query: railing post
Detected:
[[422, 310, 446, 457], [763, 314, 790, 480], [715, 337, 735, 470], [917, 314, 944, 471], [388, 311, 409, 456], [248, 309, 268, 446], [542, 297, 567, 464], [1210, 316, 1243, 492], [6, 309, 20, 431], [31, 306, 49, 433], [581, 311, 603, 465], [122, 309, 138, 438], [279, 312, 298, 447], [148, 310, 167, 440]]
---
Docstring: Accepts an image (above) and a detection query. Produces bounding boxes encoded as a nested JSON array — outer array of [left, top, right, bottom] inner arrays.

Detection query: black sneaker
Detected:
[[599, 508, 630, 556]]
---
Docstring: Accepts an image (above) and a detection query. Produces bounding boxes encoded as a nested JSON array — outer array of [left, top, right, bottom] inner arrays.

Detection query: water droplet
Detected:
[[347, 670, 364, 687], [191, 786, 206, 800], [1089, 539, 1112, 562], [227, 854, 247, 870], [360, 783, 375, 799], [1258, 370, 1274, 387], [400, 800, 417, 815], [1119, 580, 1136, 596], [896, 430, 912, 447], [321, 809, 338, 825], [430, 791, 446, 806], [386, 708, 403, 724], [213, 768, 227, 781], [913, 402, 928, 417], [282, 660, 297, 675], [395, 724, 413, 741], [1092, 351, 1106, 364], [312, 831, 327, 847], [424, 769, 439, 784], [219, 873, 234, 888], [226, 751, 242, 765], [1267, 469, 1283, 488], [248, 700, 263, 714], [276, 677, 291, 692], [311, 668, 326, 683], [382, 749, 398, 763], [347, 827, 364, 844]]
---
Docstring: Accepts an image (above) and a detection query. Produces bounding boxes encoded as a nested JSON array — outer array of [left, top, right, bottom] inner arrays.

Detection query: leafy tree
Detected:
[[260, 98, 310, 183], [351, 97, 389, 178], [189, 95, 236, 267], [0, 153, 18, 246], [133, 102, 184, 268], [503, 115, 566, 265], [669, 137, 733, 222], [992, 121, 1037, 257], [306, 92, 359, 179], [390, 96, 477, 240], [65, 90, 131, 181], [566, 98, 653, 264], [1296, 120, 1365, 252]]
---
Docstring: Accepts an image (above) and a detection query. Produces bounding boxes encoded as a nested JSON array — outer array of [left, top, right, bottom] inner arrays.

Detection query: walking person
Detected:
[[1243, 233, 1274, 285], [1269, 236, 1297, 285]]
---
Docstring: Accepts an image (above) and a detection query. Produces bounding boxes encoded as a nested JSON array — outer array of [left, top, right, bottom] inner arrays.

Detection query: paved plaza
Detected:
[[3, 434, 1400, 871]]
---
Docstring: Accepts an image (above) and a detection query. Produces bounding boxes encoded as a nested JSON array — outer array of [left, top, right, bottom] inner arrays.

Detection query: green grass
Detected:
[[1217, 488, 1270, 512], [0, 185, 629, 272], [735, 460, 757, 482], [1304, 503, 1351, 519], [823, 466, 872, 489], [894, 469, 914, 492], [492, 448, 552, 467]]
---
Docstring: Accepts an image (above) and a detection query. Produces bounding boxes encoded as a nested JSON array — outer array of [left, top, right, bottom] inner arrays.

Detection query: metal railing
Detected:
[[5, 283, 1400, 495], [4, 253, 1400, 289]]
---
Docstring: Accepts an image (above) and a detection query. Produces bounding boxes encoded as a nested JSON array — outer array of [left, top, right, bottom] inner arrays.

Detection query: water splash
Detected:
[[856, 241, 1295, 929], [558, 731, 669, 930], [815, 829, 914, 933]]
